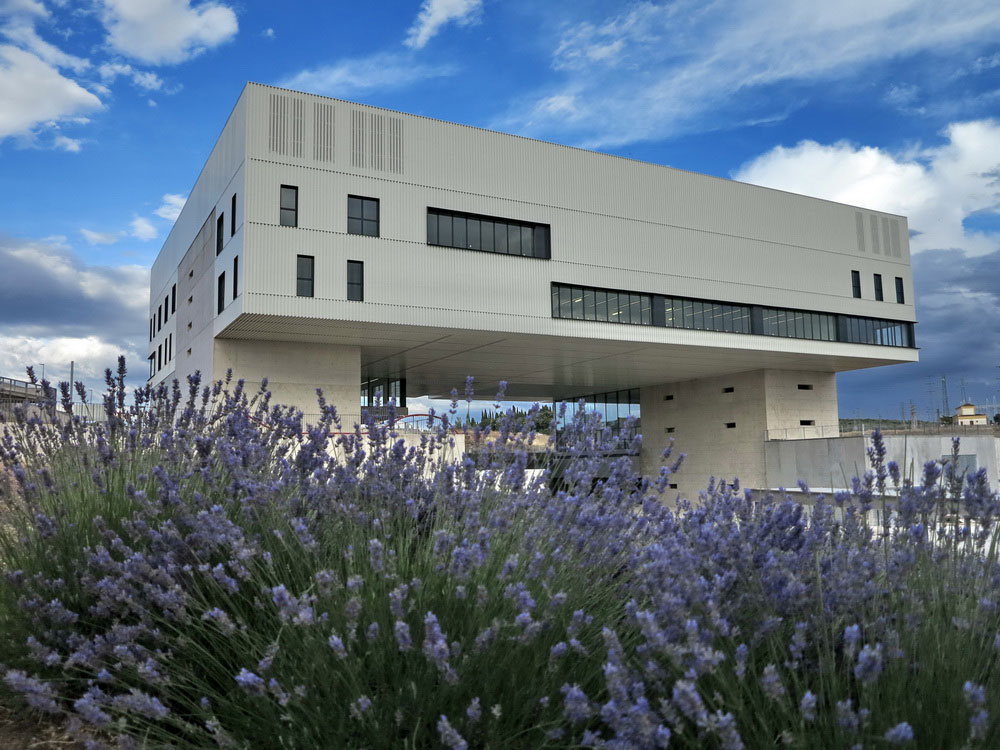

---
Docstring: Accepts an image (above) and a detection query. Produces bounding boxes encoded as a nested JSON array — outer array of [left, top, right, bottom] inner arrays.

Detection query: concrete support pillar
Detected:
[[640, 369, 838, 500], [213, 339, 361, 424]]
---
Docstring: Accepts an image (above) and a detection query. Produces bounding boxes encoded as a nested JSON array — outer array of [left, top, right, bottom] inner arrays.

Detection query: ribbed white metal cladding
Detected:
[[291, 98, 304, 158], [855, 212, 866, 252], [313, 103, 334, 163], [869, 214, 881, 254]]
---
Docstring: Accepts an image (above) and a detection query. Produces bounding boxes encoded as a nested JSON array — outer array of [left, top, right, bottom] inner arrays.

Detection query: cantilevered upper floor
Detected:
[[147, 82, 917, 400]]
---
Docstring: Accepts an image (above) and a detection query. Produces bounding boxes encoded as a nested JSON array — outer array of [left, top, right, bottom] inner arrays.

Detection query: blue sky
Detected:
[[1, 0, 999, 420]]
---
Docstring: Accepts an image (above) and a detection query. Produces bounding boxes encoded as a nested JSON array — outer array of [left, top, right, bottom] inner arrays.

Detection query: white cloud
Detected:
[[261, 27, 274, 39], [53, 134, 81, 151], [0, 333, 144, 383], [0, 0, 47, 16], [153, 193, 185, 221], [280, 51, 455, 98], [732, 119, 1000, 257], [0, 44, 102, 139], [101, 0, 238, 65], [147, 97, 156, 107], [1, 18, 90, 72], [501, 0, 1000, 147], [97, 61, 163, 90], [405, 0, 482, 50], [80, 228, 119, 244], [130, 216, 157, 240]]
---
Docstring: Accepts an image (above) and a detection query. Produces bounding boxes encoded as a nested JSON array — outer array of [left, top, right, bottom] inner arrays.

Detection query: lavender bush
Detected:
[[1, 359, 998, 748]]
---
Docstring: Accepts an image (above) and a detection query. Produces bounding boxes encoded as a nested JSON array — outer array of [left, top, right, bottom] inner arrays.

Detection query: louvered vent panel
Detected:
[[869, 214, 881, 254], [890, 219, 902, 257], [351, 109, 366, 168], [881, 217, 892, 260], [368, 112, 384, 172], [268, 94, 288, 155], [291, 98, 304, 158], [387, 117, 404, 174], [313, 103, 335, 162], [855, 211, 866, 252]]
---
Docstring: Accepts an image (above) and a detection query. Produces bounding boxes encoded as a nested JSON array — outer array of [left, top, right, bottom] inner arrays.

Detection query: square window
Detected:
[[348, 196, 379, 237]]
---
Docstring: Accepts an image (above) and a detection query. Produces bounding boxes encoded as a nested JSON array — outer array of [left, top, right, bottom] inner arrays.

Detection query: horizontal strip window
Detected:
[[427, 208, 550, 259], [760, 308, 837, 341], [550, 284, 652, 325], [665, 297, 751, 334], [551, 283, 915, 348]]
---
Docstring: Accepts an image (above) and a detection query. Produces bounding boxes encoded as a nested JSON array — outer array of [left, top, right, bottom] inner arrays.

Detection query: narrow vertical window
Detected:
[[233, 256, 239, 298], [231, 194, 237, 235], [851, 270, 861, 299], [347, 196, 379, 237], [296, 255, 314, 297], [280, 185, 298, 227], [158, 304, 162, 331], [874, 273, 884, 301], [347, 260, 364, 301], [217, 272, 225, 313], [168, 333, 172, 361], [895, 277, 905, 304], [157, 344, 162, 370], [216, 214, 224, 255], [171, 284, 176, 314], [164, 295, 169, 321]]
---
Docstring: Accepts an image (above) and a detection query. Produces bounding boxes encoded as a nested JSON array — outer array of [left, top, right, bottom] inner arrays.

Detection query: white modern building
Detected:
[[147, 82, 918, 497]]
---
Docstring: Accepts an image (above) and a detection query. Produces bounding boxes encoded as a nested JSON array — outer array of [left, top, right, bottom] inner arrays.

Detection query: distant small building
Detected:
[[956, 403, 988, 426]]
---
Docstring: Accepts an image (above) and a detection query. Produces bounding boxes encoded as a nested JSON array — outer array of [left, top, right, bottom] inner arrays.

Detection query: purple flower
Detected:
[[884, 722, 914, 744], [394, 620, 412, 651], [854, 644, 883, 684], [235, 668, 266, 696], [760, 664, 786, 700], [328, 633, 347, 659], [800, 691, 817, 722], [466, 697, 482, 721], [561, 683, 592, 723], [437, 715, 468, 750]]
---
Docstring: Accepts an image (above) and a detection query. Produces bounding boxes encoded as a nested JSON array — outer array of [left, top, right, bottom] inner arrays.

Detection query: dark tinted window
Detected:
[[296, 255, 313, 297], [231, 194, 237, 235], [347, 260, 364, 301], [874, 273, 884, 301], [895, 277, 905, 304], [217, 272, 225, 313], [427, 208, 550, 259], [216, 214, 224, 255], [280, 185, 298, 227], [347, 196, 379, 237], [851, 270, 861, 298]]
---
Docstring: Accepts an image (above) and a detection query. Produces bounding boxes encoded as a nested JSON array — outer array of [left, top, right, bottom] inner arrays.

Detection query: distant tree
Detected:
[[534, 405, 554, 434], [993, 413, 1000, 425], [940, 415, 954, 425]]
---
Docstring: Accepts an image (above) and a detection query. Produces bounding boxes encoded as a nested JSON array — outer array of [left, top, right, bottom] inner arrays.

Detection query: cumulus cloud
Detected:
[[53, 134, 81, 151], [1, 18, 90, 72], [731, 122, 1000, 414], [0, 43, 102, 140], [0, 235, 148, 340], [280, 52, 455, 98], [499, 0, 1000, 147], [80, 228, 119, 245], [153, 193, 186, 221], [405, 0, 483, 50], [101, 0, 238, 65], [98, 61, 164, 90], [129, 216, 157, 240], [732, 119, 1000, 256]]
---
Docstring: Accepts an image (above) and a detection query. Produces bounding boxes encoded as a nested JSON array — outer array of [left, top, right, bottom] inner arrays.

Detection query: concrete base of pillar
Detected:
[[640, 369, 839, 500], [213, 339, 361, 424]]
